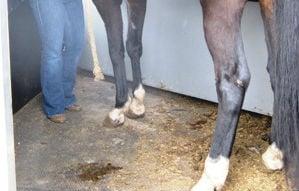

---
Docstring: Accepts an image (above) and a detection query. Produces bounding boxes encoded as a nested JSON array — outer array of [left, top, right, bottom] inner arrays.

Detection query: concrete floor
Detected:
[[14, 73, 287, 191]]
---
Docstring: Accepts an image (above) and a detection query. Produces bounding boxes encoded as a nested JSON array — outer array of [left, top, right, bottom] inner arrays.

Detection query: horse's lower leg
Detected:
[[93, 0, 130, 126], [125, 0, 147, 118], [259, 0, 284, 171], [192, 0, 249, 190]]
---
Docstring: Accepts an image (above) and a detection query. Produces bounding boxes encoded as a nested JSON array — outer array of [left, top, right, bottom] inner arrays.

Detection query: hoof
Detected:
[[126, 109, 145, 119], [103, 109, 125, 127], [191, 173, 219, 191], [126, 98, 145, 119], [103, 97, 132, 127], [262, 143, 284, 170], [192, 156, 229, 191], [126, 92, 145, 119], [103, 116, 124, 127]]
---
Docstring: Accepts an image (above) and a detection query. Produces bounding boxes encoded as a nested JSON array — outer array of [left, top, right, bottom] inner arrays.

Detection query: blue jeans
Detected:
[[29, 0, 85, 117]]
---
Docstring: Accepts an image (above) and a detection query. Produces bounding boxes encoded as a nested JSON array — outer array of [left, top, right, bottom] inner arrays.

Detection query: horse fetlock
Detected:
[[262, 143, 284, 170], [192, 156, 229, 191], [134, 84, 145, 102]]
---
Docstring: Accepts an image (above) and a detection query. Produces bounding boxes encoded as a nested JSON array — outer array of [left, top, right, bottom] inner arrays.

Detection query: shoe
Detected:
[[66, 104, 82, 112], [48, 114, 66, 123]]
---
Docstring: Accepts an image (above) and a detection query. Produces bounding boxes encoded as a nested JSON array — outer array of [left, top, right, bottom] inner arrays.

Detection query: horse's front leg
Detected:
[[192, 0, 249, 190], [125, 0, 147, 118], [93, 0, 130, 126], [259, 0, 284, 171]]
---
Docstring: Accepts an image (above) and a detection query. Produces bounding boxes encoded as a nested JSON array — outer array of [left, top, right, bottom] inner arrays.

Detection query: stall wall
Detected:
[[9, 0, 41, 112], [0, 0, 16, 190], [81, 1, 273, 115]]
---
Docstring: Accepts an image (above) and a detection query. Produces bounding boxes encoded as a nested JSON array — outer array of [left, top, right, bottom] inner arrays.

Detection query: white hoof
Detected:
[[191, 173, 216, 191], [108, 108, 125, 126], [262, 143, 284, 170], [191, 155, 229, 191], [107, 98, 131, 127], [127, 84, 145, 118]]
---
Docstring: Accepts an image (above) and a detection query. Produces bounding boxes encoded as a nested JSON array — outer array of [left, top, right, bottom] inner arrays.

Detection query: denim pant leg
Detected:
[[62, 0, 85, 108], [29, 0, 66, 116]]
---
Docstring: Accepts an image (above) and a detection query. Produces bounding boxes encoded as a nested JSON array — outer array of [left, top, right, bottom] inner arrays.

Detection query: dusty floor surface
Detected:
[[14, 73, 287, 191]]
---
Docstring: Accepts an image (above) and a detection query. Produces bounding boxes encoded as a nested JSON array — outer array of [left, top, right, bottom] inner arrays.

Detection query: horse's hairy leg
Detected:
[[126, 0, 147, 118], [192, 0, 248, 190], [93, 0, 129, 126], [259, 0, 285, 172]]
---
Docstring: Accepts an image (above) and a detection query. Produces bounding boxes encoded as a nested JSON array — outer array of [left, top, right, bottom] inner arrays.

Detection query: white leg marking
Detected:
[[192, 155, 230, 191], [134, 84, 145, 102], [262, 142, 284, 170], [108, 97, 131, 126], [128, 85, 145, 117]]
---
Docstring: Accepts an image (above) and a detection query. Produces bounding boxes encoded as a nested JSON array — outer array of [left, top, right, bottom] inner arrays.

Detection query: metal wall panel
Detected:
[[80, 1, 273, 115]]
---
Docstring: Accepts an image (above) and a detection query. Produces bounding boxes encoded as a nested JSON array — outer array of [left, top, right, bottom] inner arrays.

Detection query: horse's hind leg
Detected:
[[259, 0, 284, 171], [125, 0, 147, 118], [192, 0, 249, 190], [93, 0, 130, 126]]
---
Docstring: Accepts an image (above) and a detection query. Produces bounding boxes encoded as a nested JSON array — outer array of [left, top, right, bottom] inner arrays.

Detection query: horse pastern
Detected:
[[193, 155, 229, 191], [262, 143, 284, 170]]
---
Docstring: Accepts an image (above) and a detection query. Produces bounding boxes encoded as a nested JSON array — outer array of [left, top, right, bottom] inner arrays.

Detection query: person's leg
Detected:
[[28, 0, 66, 117], [62, 0, 85, 109]]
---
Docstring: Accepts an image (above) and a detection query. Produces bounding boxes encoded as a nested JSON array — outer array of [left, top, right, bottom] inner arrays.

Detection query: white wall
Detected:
[[0, 0, 16, 190], [81, 1, 273, 115]]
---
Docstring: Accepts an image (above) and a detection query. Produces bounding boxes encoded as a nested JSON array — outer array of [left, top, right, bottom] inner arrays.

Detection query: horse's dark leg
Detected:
[[125, 0, 147, 118], [92, 0, 130, 126], [192, 0, 249, 190], [259, 0, 284, 171], [260, 0, 277, 92]]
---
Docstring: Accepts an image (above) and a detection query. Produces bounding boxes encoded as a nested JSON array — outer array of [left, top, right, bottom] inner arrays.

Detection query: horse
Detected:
[[91, 0, 299, 190]]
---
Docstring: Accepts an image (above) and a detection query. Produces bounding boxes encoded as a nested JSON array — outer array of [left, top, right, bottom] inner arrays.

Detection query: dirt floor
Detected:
[[14, 73, 287, 191]]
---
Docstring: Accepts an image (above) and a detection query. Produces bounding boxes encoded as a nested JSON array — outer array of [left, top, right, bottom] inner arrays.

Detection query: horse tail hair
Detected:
[[272, 0, 299, 188]]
